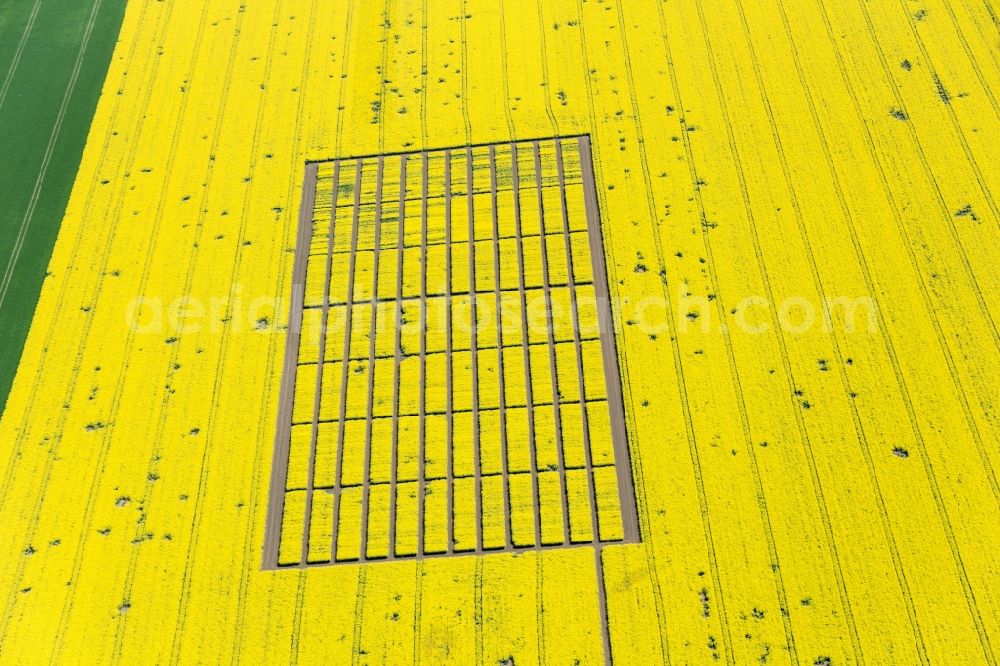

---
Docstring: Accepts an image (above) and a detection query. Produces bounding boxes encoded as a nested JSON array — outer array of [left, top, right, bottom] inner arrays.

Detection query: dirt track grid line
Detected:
[[510, 142, 544, 550], [330, 160, 364, 563], [302, 133, 590, 165], [417, 151, 429, 559], [262, 161, 318, 569], [567, 136, 614, 666], [288, 398, 614, 427], [280, 534, 621, 568], [262, 136, 640, 570], [444, 149, 455, 555], [301, 159, 340, 564], [388, 154, 408, 557], [298, 280, 599, 310], [557, 137, 604, 551], [489, 144, 515, 551], [467, 147, 485, 554], [579, 135, 641, 542], [359, 155, 386, 562], [288, 464, 621, 494], [534, 140, 573, 546], [293, 337, 605, 369]]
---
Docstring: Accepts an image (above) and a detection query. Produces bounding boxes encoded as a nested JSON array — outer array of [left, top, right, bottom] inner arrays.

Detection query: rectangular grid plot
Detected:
[[263, 136, 639, 569]]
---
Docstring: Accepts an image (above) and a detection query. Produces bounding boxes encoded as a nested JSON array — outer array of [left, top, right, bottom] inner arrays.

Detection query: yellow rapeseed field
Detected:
[[1, 0, 999, 663]]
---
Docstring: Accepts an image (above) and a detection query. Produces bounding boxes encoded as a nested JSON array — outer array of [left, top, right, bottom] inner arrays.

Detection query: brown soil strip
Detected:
[[262, 162, 319, 569], [417, 152, 430, 558], [578, 136, 640, 543], [556, 139, 603, 546], [301, 160, 342, 564], [290, 536, 612, 567], [331, 159, 365, 561], [324, 228, 588, 258], [294, 398, 608, 427], [444, 150, 455, 554], [360, 156, 386, 562], [489, 145, 514, 550], [303, 281, 598, 311], [560, 139, 615, 666], [511, 143, 543, 548], [295, 336, 604, 369], [308, 465, 621, 494], [466, 147, 484, 553], [304, 134, 590, 165], [389, 155, 408, 556], [533, 141, 572, 546]]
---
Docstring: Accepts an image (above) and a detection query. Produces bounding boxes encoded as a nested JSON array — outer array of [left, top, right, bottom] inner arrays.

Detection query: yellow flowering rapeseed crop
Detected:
[[1, 0, 999, 662]]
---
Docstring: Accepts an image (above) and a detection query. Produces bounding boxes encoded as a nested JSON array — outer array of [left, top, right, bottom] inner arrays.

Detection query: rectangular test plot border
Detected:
[[263, 135, 639, 571]]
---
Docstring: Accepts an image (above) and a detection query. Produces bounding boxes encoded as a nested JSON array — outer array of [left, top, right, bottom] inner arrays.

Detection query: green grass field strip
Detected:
[[0, 0, 128, 416]]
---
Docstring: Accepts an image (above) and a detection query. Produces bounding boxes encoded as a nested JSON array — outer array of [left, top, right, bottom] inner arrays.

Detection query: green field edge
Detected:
[[0, 0, 129, 417]]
